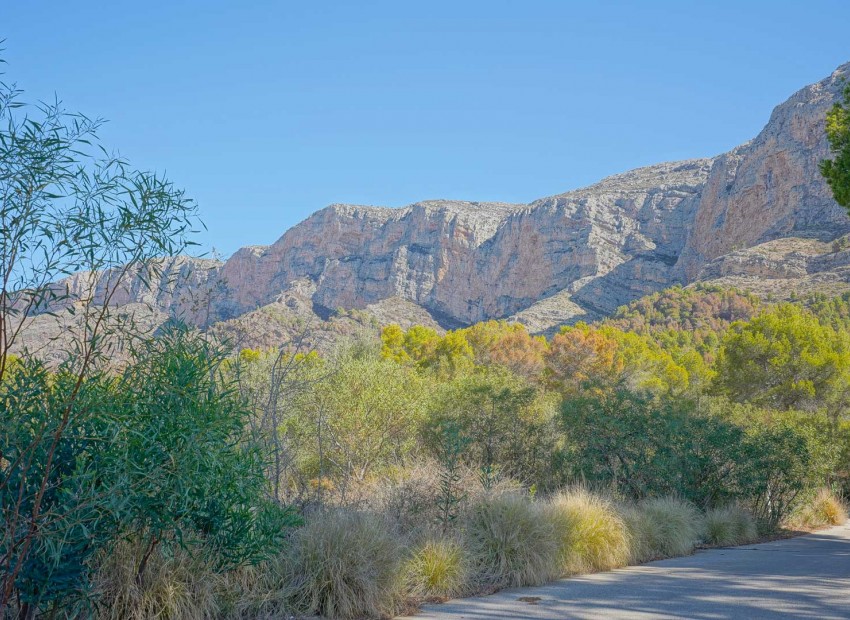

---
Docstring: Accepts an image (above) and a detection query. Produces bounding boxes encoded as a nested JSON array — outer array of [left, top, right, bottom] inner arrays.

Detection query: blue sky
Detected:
[[2, 1, 849, 257]]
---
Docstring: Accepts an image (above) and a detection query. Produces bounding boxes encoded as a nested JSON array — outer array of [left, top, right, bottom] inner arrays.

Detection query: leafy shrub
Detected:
[[789, 489, 848, 529], [464, 493, 558, 588], [423, 367, 559, 490], [703, 505, 758, 546], [626, 498, 702, 561], [287, 510, 405, 619], [546, 488, 630, 574], [560, 388, 747, 505], [110, 327, 295, 573], [742, 421, 825, 531], [404, 538, 469, 600]]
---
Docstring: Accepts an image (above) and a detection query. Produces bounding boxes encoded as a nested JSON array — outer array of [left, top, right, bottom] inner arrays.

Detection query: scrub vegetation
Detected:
[[3, 55, 849, 619]]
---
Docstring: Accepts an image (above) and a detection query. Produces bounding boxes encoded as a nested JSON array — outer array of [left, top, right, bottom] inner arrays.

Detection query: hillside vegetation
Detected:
[[5, 59, 850, 620]]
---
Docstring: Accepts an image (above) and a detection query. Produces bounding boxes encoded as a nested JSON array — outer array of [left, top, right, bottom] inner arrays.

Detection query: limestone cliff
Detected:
[[20, 62, 850, 348]]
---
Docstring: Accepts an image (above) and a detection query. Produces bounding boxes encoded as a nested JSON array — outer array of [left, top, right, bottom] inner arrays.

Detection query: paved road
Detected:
[[403, 523, 850, 619]]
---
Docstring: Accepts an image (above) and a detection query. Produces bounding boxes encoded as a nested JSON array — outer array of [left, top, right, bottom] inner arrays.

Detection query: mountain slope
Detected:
[[19, 62, 850, 352]]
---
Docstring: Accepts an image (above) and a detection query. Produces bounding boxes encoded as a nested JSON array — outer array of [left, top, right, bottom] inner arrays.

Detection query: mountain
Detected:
[[16, 62, 850, 354]]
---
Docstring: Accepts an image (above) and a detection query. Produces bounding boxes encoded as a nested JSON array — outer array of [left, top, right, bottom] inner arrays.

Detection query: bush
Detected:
[[108, 326, 296, 576], [560, 388, 747, 506], [742, 421, 826, 530], [625, 497, 702, 561], [287, 510, 405, 619], [404, 538, 469, 600], [546, 488, 630, 575], [464, 493, 558, 588], [703, 505, 758, 546], [789, 489, 848, 529]]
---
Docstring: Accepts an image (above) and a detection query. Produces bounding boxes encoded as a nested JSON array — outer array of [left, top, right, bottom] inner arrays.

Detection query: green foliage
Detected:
[[821, 84, 850, 211], [433, 420, 471, 533], [296, 346, 426, 496], [715, 304, 850, 414], [0, 54, 204, 614], [1, 362, 120, 608], [424, 367, 559, 489], [561, 388, 746, 505], [741, 418, 825, 530], [1, 329, 295, 615], [608, 285, 761, 338], [108, 325, 296, 573]]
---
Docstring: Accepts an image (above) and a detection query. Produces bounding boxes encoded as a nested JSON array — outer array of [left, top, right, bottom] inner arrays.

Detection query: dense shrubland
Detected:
[[6, 288, 850, 617], [3, 57, 850, 619]]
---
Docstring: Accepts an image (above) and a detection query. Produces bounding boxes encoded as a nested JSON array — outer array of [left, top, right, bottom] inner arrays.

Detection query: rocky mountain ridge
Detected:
[[19, 61, 850, 352]]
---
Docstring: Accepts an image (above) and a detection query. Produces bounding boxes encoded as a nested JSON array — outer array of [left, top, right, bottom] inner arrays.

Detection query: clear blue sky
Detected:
[[3, 1, 849, 257]]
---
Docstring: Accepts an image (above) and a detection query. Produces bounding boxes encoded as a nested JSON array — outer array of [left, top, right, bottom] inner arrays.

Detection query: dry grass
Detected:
[[703, 505, 758, 546], [286, 509, 405, 619], [464, 493, 558, 588], [92, 539, 293, 620], [404, 537, 470, 600], [545, 488, 630, 575], [212, 559, 291, 620], [789, 489, 849, 529], [92, 540, 219, 620], [623, 497, 702, 562]]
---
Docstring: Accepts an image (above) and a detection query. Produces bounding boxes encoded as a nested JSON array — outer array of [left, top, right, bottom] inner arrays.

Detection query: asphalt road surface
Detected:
[[403, 523, 850, 619]]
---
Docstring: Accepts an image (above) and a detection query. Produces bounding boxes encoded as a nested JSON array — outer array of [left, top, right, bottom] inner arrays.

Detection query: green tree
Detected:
[[299, 347, 425, 498], [821, 84, 850, 212], [0, 59, 201, 613], [424, 367, 559, 488], [107, 325, 295, 582], [714, 304, 850, 425]]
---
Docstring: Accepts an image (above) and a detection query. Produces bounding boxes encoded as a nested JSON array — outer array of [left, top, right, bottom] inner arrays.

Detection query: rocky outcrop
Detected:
[[678, 63, 850, 278], [19, 62, 850, 345], [696, 236, 850, 301]]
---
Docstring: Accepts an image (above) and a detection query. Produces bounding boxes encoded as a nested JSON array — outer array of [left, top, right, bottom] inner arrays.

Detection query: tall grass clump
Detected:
[[404, 538, 470, 600], [624, 497, 702, 562], [789, 488, 848, 529], [211, 559, 291, 620], [464, 493, 558, 588], [92, 540, 219, 620], [545, 488, 630, 575], [703, 505, 758, 546], [286, 510, 405, 619]]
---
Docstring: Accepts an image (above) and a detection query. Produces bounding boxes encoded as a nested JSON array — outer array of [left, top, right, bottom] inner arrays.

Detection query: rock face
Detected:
[[22, 62, 850, 342]]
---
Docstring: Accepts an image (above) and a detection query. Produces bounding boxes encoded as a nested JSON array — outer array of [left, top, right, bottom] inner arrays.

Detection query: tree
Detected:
[[424, 367, 559, 488], [821, 84, 850, 213], [299, 346, 425, 498], [714, 304, 850, 425], [545, 324, 621, 392], [0, 59, 201, 613]]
